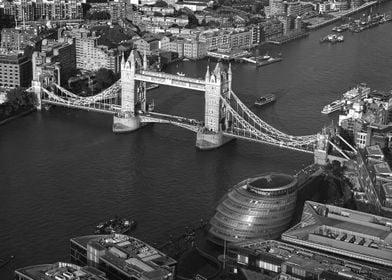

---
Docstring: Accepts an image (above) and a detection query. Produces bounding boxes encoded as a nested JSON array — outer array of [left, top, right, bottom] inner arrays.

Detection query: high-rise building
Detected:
[[0, 50, 32, 88]]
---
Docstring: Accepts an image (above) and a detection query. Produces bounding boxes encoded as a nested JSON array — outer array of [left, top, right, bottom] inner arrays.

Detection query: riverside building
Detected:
[[226, 239, 392, 279], [209, 173, 298, 245], [70, 234, 177, 280], [0, 50, 32, 88], [282, 201, 392, 268], [15, 262, 108, 280]]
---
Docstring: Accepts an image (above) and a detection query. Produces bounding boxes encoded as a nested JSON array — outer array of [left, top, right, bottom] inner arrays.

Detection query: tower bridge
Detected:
[[29, 50, 342, 165]]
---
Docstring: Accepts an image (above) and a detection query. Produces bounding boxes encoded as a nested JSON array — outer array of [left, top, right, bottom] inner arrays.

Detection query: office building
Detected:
[[75, 33, 120, 74], [209, 173, 298, 245], [70, 234, 177, 280], [0, 50, 32, 88], [15, 262, 108, 280], [282, 200, 392, 267]]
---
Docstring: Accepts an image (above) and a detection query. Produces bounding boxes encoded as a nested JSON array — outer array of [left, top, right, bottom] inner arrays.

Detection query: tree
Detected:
[[86, 11, 111, 21], [154, 0, 168, 7], [95, 68, 116, 91]]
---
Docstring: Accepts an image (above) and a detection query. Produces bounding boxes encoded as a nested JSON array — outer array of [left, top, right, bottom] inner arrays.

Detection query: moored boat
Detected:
[[254, 94, 276, 106], [95, 216, 136, 234], [176, 72, 185, 77]]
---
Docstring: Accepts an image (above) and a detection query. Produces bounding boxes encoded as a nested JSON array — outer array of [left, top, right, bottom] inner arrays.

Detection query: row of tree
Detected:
[[0, 88, 35, 121]]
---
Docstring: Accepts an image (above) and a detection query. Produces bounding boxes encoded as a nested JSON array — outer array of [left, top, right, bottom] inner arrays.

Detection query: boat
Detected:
[[320, 34, 344, 43], [95, 216, 136, 234], [256, 55, 282, 67], [254, 94, 276, 106], [148, 99, 155, 111], [176, 72, 185, 77], [146, 83, 159, 91], [321, 99, 345, 114]]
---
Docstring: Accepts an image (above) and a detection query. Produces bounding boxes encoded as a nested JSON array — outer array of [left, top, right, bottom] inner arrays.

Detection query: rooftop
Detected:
[[366, 145, 384, 158], [248, 173, 294, 190], [373, 161, 392, 175], [15, 262, 108, 280], [382, 183, 392, 198], [281, 201, 392, 267], [71, 234, 176, 279], [232, 239, 392, 279]]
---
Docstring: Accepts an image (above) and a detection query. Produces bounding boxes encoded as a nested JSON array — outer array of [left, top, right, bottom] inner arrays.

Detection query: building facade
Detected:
[[0, 51, 32, 88]]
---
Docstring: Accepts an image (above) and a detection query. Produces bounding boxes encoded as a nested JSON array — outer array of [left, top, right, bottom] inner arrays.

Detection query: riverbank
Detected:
[[0, 107, 35, 126], [304, 1, 378, 30]]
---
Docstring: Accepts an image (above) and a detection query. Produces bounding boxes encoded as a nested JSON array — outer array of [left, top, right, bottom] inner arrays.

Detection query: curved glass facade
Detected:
[[209, 173, 298, 245]]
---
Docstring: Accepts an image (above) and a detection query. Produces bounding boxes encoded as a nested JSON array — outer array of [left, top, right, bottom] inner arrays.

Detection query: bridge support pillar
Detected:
[[112, 114, 142, 133], [32, 80, 42, 111], [195, 130, 232, 150]]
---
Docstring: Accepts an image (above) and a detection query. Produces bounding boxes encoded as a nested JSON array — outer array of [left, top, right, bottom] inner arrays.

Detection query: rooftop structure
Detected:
[[227, 239, 392, 279], [15, 262, 108, 280], [209, 173, 298, 245], [282, 201, 392, 267], [70, 234, 176, 280]]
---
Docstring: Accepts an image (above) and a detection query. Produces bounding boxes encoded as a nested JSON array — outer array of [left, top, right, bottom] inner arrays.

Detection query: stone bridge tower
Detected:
[[113, 50, 144, 133], [196, 62, 233, 149]]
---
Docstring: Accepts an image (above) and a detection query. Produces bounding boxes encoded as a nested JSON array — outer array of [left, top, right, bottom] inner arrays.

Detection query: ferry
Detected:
[[254, 94, 276, 106], [95, 216, 136, 234], [176, 72, 185, 77], [321, 99, 345, 114]]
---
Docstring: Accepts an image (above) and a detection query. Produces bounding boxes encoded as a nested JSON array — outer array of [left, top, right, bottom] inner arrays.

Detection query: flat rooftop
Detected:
[[382, 183, 392, 198], [232, 239, 392, 279], [15, 262, 108, 280], [373, 161, 392, 175], [281, 201, 392, 267], [71, 234, 176, 278], [366, 145, 384, 158]]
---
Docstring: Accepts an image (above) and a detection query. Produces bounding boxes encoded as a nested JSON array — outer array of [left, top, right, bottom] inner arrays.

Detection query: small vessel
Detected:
[[148, 99, 155, 111], [256, 55, 282, 67], [95, 216, 136, 234], [320, 34, 344, 43], [254, 94, 276, 106], [321, 99, 345, 114], [176, 72, 185, 77], [146, 83, 159, 91]]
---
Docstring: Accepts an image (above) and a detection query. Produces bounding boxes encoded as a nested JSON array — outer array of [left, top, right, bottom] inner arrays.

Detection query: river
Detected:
[[1, 2, 392, 279]]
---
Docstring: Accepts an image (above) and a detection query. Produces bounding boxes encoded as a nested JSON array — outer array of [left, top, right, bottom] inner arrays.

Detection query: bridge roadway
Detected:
[[135, 70, 206, 91], [223, 129, 314, 154], [139, 112, 201, 132]]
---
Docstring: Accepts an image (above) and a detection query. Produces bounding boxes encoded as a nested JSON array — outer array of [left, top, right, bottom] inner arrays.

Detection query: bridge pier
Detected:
[[195, 130, 233, 150], [112, 114, 142, 133]]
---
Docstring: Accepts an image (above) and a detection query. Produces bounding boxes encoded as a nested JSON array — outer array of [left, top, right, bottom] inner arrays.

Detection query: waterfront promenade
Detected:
[[304, 1, 378, 29]]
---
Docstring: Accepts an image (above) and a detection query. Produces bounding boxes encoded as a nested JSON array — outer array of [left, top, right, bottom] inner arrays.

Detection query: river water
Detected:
[[1, 2, 392, 279]]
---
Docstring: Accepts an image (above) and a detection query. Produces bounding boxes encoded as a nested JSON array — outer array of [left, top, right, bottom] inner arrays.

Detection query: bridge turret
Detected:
[[143, 50, 148, 70], [205, 64, 210, 82], [120, 52, 125, 69], [314, 130, 330, 165], [121, 50, 136, 114]]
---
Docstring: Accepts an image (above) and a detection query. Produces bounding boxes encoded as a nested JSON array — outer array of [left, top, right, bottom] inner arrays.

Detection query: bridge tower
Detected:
[[314, 127, 330, 165], [196, 63, 232, 149], [113, 50, 141, 132]]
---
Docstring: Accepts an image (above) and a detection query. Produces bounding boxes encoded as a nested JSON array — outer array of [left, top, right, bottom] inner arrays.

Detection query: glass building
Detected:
[[209, 172, 298, 245]]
